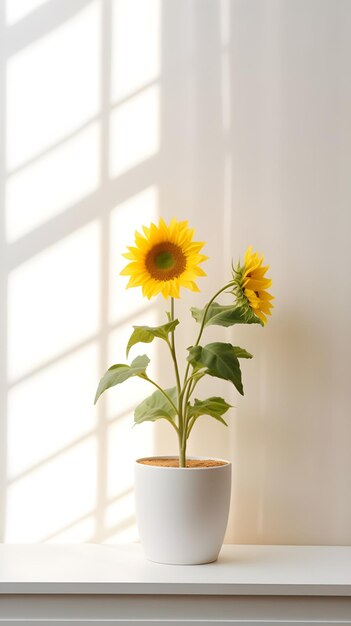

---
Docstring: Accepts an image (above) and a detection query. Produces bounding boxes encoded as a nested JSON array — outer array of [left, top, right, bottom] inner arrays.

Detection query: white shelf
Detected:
[[0, 543, 350, 596]]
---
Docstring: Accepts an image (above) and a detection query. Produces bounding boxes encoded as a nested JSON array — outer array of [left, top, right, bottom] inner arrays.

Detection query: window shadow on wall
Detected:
[[0, 0, 163, 543], [0, 0, 233, 543]]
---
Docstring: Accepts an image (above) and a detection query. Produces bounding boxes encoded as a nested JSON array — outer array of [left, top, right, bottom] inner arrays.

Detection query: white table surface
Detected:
[[0, 544, 350, 596]]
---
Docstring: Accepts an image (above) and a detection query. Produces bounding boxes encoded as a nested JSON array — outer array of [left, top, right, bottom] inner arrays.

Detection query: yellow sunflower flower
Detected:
[[233, 246, 274, 324], [120, 218, 207, 299]]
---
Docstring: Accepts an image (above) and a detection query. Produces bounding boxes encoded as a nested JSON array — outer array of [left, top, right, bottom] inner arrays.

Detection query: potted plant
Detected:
[[95, 218, 273, 564]]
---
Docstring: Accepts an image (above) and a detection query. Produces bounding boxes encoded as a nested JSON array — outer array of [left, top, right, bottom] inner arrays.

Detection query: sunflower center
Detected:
[[155, 251, 175, 270], [145, 242, 187, 281]]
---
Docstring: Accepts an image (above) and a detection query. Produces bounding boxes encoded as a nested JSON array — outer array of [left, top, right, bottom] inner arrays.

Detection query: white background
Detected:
[[1, 0, 350, 545]]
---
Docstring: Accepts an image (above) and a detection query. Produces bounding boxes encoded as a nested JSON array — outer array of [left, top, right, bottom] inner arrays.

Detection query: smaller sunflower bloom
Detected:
[[233, 246, 274, 324], [120, 218, 207, 299]]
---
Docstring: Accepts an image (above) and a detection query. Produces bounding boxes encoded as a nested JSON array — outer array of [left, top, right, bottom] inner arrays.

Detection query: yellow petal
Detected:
[[254, 310, 267, 324]]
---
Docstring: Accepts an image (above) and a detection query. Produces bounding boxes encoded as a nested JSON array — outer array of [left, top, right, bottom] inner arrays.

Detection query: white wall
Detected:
[[1, 0, 350, 544]]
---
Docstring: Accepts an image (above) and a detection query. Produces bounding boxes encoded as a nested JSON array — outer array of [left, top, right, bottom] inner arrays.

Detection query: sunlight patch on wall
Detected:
[[5, 437, 96, 542], [103, 490, 138, 544], [6, 1, 101, 171], [44, 515, 95, 544], [102, 523, 138, 544], [7, 342, 98, 480], [109, 85, 160, 178], [109, 186, 158, 324], [6, 0, 50, 25], [8, 221, 100, 382], [107, 414, 153, 502], [111, 0, 161, 102], [6, 122, 100, 242]]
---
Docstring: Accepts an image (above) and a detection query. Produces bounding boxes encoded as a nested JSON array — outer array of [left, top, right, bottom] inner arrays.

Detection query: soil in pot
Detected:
[[138, 457, 228, 468]]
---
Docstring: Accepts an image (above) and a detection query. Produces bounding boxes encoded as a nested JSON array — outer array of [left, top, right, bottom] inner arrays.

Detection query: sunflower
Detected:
[[233, 246, 274, 324], [120, 218, 207, 299]]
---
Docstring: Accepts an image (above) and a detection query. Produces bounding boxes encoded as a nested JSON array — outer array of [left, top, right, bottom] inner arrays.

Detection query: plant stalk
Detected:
[[193, 280, 236, 354], [144, 376, 179, 418], [169, 298, 186, 467], [181, 280, 236, 438], [178, 432, 186, 467], [169, 298, 182, 395], [171, 282, 236, 467]]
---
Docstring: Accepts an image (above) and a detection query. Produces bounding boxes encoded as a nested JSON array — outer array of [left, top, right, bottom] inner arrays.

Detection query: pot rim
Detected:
[[135, 455, 231, 470]]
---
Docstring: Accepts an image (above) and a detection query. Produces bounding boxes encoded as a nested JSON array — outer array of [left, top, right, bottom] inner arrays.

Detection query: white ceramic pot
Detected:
[[134, 456, 232, 565]]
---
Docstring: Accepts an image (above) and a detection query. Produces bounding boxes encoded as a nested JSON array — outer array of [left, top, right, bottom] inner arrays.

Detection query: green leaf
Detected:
[[94, 355, 149, 404], [187, 342, 244, 395], [191, 302, 263, 328], [233, 346, 253, 359], [134, 387, 178, 425], [126, 320, 179, 357], [188, 396, 232, 426], [189, 370, 206, 383]]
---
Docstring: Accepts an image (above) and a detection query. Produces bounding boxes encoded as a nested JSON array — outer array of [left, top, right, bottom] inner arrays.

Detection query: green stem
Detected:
[[181, 377, 197, 445], [144, 376, 179, 418], [194, 280, 236, 349], [169, 298, 185, 466], [184, 377, 196, 411], [169, 298, 182, 394], [162, 416, 180, 434], [181, 280, 236, 445], [178, 431, 186, 467], [183, 280, 236, 386], [186, 415, 197, 439]]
